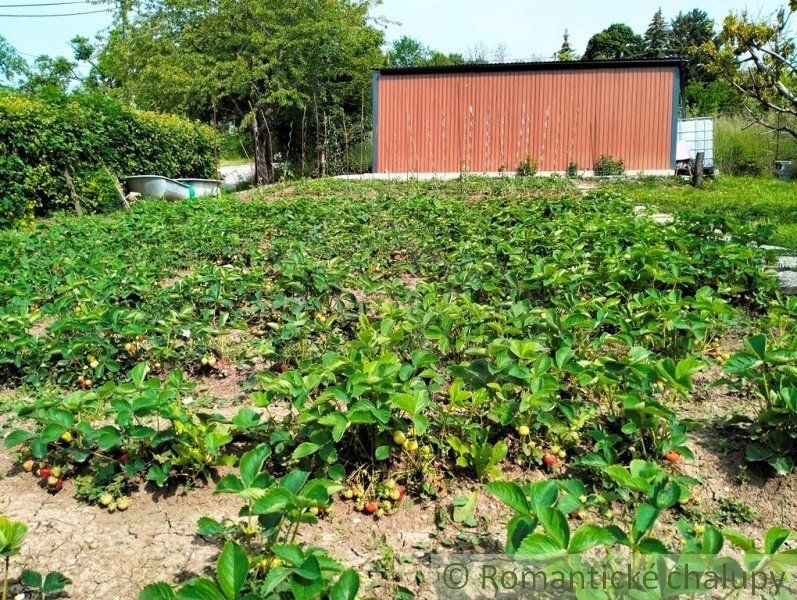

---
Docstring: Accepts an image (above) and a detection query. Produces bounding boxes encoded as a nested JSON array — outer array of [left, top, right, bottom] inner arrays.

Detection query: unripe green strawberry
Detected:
[[99, 493, 113, 507], [22, 460, 35, 473], [116, 497, 130, 511]]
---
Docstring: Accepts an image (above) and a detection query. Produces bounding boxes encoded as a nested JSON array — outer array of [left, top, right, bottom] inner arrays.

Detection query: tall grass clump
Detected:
[[715, 115, 797, 177]]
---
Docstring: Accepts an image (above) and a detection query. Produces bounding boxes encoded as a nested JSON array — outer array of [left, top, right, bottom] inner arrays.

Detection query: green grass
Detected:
[[608, 175, 797, 250], [715, 115, 797, 176], [219, 157, 253, 167]]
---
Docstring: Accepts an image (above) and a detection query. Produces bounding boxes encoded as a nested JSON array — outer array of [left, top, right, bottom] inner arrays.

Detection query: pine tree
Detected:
[[556, 30, 577, 61], [643, 8, 670, 58]]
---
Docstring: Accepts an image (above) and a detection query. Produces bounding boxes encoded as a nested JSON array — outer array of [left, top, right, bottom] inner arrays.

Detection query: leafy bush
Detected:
[[566, 162, 579, 177], [0, 90, 219, 227], [593, 154, 625, 176], [516, 156, 538, 177]]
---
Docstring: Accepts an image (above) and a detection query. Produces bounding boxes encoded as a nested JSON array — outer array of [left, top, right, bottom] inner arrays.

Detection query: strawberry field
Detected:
[[2, 177, 797, 599]]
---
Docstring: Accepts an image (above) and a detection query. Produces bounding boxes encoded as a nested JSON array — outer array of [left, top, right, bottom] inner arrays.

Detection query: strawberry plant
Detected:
[[158, 449, 358, 600], [0, 516, 69, 600], [140, 540, 360, 600], [19, 570, 71, 600], [0, 516, 27, 600], [446, 433, 508, 481], [3, 363, 252, 507], [0, 177, 794, 597], [722, 334, 797, 474]]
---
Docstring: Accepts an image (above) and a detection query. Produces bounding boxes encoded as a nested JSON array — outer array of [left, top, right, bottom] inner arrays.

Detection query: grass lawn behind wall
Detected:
[[608, 176, 797, 251]]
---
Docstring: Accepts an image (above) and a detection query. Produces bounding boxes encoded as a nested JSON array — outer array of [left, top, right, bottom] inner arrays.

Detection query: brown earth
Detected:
[[2, 331, 796, 598]]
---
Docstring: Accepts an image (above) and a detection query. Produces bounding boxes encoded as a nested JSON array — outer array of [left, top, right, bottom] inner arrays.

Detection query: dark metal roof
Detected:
[[376, 58, 686, 77]]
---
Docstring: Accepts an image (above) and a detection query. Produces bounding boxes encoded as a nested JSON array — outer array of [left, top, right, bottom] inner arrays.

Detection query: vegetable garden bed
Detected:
[[1, 177, 796, 599]]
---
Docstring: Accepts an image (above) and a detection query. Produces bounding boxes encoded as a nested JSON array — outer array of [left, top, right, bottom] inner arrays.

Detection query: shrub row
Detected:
[[0, 90, 219, 227]]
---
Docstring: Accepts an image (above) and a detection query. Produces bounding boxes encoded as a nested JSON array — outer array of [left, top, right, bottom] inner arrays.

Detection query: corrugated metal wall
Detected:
[[374, 66, 677, 173]]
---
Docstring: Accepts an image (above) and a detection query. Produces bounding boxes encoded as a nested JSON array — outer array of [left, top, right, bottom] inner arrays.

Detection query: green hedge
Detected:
[[0, 91, 218, 227]]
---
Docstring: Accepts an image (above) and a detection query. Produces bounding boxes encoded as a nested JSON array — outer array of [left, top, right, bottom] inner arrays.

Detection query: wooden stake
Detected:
[[63, 167, 83, 217], [104, 165, 130, 210], [692, 152, 705, 188]]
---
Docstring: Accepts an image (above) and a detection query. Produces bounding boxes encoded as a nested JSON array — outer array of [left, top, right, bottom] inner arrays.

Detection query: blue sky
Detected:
[[0, 0, 786, 64]]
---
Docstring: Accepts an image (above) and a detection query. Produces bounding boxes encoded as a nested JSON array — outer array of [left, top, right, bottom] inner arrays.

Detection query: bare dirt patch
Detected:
[[675, 331, 797, 540], [684, 427, 797, 535], [0, 448, 512, 600], [194, 360, 249, 405], [160, 270, 193, 288], [574, 179, 601, 193], [0, 452, 241, 599], [397, 273, 426, 290]]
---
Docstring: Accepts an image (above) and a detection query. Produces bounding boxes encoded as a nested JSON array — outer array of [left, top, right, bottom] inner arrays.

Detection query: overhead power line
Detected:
[[0, 1, 90, 7], [0, 7, 109, 16]]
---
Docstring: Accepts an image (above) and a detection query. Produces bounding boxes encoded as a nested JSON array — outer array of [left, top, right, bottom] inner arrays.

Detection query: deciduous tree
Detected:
[[704, 3, 797, 138], [583, 24, 644, 61], [96, 0, 383, 184], [386, 36, 464, 68], [0, 35, 26, 86]]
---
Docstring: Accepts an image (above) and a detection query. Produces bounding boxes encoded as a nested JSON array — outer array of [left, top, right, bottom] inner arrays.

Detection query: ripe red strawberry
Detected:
[[39, 467, 52, 479], [119, 454, 129, 464], [542, 454, 557, 468], [665, 450, 682, 463], [54, 479, 63, 492], [364, 502, 378, 514], [279, 363, 290, 373]]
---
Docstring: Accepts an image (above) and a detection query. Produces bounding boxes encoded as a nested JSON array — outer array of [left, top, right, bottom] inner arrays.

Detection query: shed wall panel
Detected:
[[374, 67, 676, 173]]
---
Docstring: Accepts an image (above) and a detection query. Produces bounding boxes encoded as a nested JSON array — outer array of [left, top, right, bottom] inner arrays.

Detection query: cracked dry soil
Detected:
[[0, 452, 242, 599]]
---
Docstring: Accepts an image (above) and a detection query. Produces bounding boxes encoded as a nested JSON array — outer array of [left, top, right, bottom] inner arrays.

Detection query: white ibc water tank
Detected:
[[677, 118, 714, 168]]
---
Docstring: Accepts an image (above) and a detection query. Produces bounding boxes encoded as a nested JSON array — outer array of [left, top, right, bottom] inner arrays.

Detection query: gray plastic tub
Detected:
[[176, 179, 223, 197], [125, 175, 192, 200]]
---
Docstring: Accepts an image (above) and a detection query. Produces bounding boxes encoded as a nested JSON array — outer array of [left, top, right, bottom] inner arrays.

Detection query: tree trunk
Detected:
[[63, 167, 83, 216], [249, 105, 273, 186], [104, 165, 130, 210], [692, 152, 705, 188]]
